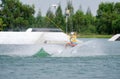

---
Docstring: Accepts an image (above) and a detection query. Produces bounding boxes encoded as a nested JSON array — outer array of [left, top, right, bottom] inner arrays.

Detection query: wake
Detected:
[[0, 39, 119, 57], [52, 40, 107, 57]]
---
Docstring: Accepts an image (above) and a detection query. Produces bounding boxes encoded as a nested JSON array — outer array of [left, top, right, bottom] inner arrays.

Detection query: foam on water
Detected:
[[52, 40, 105, 57], [52, 39, 120, 57], [0, 32, 69, 56], [1, 39, 120, 57], [0, 45, 42, 56], [0, 31, 119, 57]]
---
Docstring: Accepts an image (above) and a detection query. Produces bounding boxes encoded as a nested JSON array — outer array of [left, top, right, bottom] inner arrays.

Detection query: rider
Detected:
[[65, 32, 78, 47], [70, 32, 77, 45]]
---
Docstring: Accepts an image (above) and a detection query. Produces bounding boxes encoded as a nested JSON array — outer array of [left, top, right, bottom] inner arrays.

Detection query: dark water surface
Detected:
[[0, 56, 120, 79]]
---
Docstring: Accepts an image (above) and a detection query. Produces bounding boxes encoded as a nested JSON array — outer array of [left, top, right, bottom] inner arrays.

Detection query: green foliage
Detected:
[[55, 4, 65, 31], [66, 0, 74, 15], [0, 0, 35, 31], [73, 10, 84, 33], [72, 7, 96, 34], [86, 7, 92, 16], [34, 9, 43, 28], [96, 2, 120, 34], [44, 8, 55, 28], [65, 0, 74, 32], [0, 0, 120, 35], [0, 18, 6, 31], [112, 15, 120, 33]]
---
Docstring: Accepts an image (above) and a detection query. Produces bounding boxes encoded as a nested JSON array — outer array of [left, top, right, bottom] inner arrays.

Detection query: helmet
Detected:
[[71, 32, 74, 35]]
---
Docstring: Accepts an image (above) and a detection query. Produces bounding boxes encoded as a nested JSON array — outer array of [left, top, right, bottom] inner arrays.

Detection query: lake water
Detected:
[[0, 38, 120, 79]]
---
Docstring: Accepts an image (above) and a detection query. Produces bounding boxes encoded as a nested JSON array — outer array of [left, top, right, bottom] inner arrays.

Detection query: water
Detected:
[[0, 56, 120, 79], [55, 38, 120, 57], [0, 38, 120, 79]]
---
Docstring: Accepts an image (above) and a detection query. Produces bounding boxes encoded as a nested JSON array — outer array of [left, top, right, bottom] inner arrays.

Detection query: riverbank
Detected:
[[78, 34, 112, 38]]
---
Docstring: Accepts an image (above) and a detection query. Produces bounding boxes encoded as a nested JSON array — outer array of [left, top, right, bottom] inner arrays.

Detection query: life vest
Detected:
[[70, 35, 77, 43]]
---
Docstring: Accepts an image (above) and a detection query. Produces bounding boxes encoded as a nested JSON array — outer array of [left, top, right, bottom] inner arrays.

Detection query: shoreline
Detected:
[[78, 34, 112, 38]]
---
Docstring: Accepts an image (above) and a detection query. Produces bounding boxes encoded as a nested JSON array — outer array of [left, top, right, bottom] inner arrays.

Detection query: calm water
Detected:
[[0, 38, 120, 79]]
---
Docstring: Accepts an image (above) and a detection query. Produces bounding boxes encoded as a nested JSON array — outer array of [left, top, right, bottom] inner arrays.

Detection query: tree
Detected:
[[0, 0, 35, 31], [55, 4, 65, 31], [73, 10, 85, 33], [85, 7, 96, 33], [34, 9, 43, 28], [112, 15, 120, 34], [96, 2, 114, 34], [111, 2, 120, 34], [85, 7, 93, 25], [78, 5, 83, 12], [0, 18, 6, 31], [45, 7, 55, 28], [86, 7, 92, 16], [114, 2, 120, 14], [65, 0, 74, 32]]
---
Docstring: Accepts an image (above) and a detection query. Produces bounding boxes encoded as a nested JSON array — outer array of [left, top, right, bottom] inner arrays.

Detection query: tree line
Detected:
[[0, 0, 120, 35]]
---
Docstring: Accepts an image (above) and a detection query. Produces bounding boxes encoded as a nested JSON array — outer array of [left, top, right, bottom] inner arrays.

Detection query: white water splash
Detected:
[[0, 32, 69, 56], [52, 40, 107, 57], [0, 32, 119, 57], [0, 45, 42, 56]]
